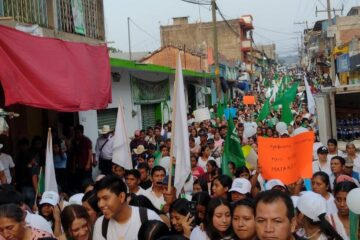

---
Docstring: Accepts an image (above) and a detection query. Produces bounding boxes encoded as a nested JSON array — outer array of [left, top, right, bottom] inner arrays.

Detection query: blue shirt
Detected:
[[53, 153, 67, 169]]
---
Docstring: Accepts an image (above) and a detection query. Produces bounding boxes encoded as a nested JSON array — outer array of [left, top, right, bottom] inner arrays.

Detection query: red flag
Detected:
[[0, 25, 111, 111]]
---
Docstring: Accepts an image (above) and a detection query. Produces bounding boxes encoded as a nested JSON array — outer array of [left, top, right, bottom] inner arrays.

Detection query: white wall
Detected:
[[79, 110, 99, 150], [80, 69, 201, 145]]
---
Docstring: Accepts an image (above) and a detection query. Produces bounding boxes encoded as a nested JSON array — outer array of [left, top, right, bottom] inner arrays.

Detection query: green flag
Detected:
[[222, 117, 245, 176], [37, 167, 45, 195], [349, 211, 359, 240], [217, 101, 224, 120], [153, 144, 162, 167], [257, 99, 271, 122], [281, 103, 293, 125], [273, 82, 299, 106]]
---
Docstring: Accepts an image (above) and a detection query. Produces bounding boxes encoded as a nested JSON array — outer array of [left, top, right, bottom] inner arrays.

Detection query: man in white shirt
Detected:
[[125, 169, 147, 196], [0, 144, 15, 184], [93, 175, 161, 240], [312, 146, 332, 176], [95, 125, 114, 175], [145, 165, 166, 211]]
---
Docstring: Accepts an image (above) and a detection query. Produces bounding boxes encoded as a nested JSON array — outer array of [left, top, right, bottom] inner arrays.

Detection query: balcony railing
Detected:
[[1, 0, 105, 40]]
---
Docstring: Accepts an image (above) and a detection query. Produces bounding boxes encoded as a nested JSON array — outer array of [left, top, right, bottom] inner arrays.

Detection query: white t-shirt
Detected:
[[25, 211, 53, 234], [144, 187, 165, 211], [93, 206, 161, 240], [134, 187, 147, 196], [312, 160, 332, 176], [197, 156, 215, 172], [313, 142, 324, 161], [349, 154, 360, 173], [0, 153, 15, 184], [327, 150, 346, 162], [325, 194, 338, 215], [327, 214, 349, 240], [190, 226, 209, 240]]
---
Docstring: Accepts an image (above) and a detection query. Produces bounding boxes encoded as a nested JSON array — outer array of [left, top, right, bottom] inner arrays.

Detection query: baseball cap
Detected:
[[265, 179, 286, 190], [68, 193, 85, 205], [336, 174, 355, 184], [317, 146, 328, 154], [345, 159, 354, 168], [207, 138, 215, 144], [291, 196, 299, 208], [275, 122, 289, 136], [297, 191, 326, 222], [39, 191, 59, 206], [229, 178, 251, 194]]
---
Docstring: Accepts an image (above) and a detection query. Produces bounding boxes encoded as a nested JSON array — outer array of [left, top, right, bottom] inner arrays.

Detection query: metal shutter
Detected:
[[97, 108, 117, 130], [141, 104, 156, 129]]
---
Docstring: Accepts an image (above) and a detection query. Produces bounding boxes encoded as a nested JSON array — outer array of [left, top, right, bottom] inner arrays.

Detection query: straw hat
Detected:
[[133, 145, 147, 155], [98, 125, 112, 135]]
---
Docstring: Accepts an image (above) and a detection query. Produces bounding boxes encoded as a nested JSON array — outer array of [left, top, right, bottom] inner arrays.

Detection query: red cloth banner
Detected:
[[0, 25, 111, 112]]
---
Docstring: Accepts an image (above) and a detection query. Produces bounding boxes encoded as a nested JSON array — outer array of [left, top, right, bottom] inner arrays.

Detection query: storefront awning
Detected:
[[0, 25, 112, 112]]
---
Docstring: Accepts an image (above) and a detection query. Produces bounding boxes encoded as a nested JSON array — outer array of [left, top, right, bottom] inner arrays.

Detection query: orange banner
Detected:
[[258, 131, 314, 185], [243, 96, 256, 105]]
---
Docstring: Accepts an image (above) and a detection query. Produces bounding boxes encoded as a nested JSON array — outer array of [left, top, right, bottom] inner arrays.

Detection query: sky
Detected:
[[103, 0, 359, 57]]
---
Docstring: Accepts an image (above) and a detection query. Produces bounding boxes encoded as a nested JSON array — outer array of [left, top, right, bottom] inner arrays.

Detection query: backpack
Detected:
[[101, 207, 148, 239]]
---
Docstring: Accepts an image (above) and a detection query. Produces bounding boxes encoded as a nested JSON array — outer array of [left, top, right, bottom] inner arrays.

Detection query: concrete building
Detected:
[[257, 44, 277, 62], [0, 0, 106, 153], [160, 16, 242, 61], [140, 45, 208, 72]]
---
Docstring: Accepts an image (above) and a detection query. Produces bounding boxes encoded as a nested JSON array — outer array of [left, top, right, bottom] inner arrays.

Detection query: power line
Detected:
[[129, 18, 160, 43], [254, 25, 294, 35], [215, 2, 240, 37], [179, 0, 211, 5]]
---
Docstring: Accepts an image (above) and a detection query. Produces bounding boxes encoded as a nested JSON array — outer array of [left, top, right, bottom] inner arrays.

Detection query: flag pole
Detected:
[[168, 53, 181, 193], [34, 166, 43, 207]]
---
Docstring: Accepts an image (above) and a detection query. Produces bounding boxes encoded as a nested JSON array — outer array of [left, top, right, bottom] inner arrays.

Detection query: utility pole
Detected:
[[294, 21, 309, 30], [127, 17, 132, 61], [211, 0, 222, 100], [294, 31, 304, 68], [250, 30, 254, 78], [316, 0, 343, 86]]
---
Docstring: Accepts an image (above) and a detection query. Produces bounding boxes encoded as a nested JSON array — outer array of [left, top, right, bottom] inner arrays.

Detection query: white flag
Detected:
[[112, 100, 132, 170], [304, 76, 316, 115], [45, 129, 58, 193], [172, 53, 192, 196]]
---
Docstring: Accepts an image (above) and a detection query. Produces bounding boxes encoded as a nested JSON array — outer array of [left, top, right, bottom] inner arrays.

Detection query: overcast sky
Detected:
[[103, 0, 358, 56]]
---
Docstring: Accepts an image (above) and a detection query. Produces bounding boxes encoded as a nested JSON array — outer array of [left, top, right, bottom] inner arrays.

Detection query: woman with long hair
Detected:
[[59, 205, 92, 240], [191, 191, 211, 225], [296, 191, 343, 240], [328, 181, 358, 240], [212, 175, 233, 200], [81, 190, 101, 226], [138, 220, 170, 240], [169, 198, 194, 239], [232, 198, 256, 240], [197, 146, 215, 172], [204, 160, 219, 183], [311, 171, 338, 214], [190, 198, 233, 240]]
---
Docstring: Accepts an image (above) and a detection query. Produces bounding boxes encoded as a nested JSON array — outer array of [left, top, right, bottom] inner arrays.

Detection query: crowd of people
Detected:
[[0, 72, 359, 240]]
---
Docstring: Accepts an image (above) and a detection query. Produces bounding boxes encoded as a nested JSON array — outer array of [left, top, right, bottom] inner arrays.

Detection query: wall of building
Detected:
[[160, 19, 241, 61], [80, 69, 178, 146], [335, 15, 360, 44], [141, 47, 208, 72]]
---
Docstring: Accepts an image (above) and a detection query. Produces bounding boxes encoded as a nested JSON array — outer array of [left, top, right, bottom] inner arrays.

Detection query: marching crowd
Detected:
[[0, 73, 359, 240]]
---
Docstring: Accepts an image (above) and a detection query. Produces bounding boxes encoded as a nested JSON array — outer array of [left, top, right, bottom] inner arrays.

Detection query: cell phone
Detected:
[[187, 201, 197, 217], [187, 201, 197, 227]]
